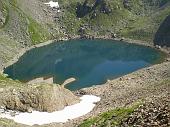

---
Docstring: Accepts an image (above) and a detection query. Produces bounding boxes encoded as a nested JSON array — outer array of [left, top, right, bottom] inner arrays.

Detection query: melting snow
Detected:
[[0, 95, 100, 126], [44, 1, 59, 8]]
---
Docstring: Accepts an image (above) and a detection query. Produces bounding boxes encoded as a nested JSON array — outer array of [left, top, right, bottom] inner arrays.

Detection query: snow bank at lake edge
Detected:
[[0, 95, 100, 126]]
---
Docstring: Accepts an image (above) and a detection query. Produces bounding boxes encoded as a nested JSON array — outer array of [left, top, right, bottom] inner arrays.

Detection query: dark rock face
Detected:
[[123, 0, 130, 9], [154, 15, 170, 47], [76, 0, 111, 18], [76, 1, 92, 18]]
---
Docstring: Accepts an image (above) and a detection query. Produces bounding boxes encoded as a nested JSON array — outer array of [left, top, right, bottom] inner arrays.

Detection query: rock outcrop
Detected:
[[0, 84, 80, 112], [154, 15, 170, 47]]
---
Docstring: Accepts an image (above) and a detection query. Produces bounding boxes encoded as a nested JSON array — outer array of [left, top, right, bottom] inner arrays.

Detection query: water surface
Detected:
[[4, 39, 163, 90]]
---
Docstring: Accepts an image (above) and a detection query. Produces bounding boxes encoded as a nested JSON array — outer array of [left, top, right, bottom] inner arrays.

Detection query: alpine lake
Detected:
[[4, 39, 165, 90]]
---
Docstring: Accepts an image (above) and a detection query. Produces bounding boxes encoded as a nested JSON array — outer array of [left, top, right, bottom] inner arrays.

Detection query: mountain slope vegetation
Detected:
[[0, 0, 170, 66]]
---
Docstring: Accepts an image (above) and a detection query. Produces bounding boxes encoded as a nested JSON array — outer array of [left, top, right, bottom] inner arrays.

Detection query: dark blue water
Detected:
[[4, 39, 163, 90]]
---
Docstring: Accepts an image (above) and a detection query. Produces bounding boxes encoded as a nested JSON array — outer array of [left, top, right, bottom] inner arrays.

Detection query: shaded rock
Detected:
[[123, 0, 130, 9], [154, 15, 170, 47], [76, 0, 111, 18], [74, 90, 87, 96], [111, 33, 117, 38]]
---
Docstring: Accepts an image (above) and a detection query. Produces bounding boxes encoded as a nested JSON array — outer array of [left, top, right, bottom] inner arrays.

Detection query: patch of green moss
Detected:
[[0, 74, 23, 88], [79, 102, 141, 127], [28, 17, 50, 44], [0, 118, 25, 127]]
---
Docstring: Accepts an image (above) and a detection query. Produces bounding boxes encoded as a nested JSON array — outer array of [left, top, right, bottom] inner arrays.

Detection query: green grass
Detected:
[[0, 74, 23, 88], [28, 17, 50, 44], [121, 4, 170, 42], [59, 0, 170, 42], [79, 102, 141, 127], [1, 0, 169, 45]]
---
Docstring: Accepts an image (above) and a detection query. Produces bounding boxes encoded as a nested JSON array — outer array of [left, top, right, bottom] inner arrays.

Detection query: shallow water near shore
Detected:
[[4, 39, 163, 90]]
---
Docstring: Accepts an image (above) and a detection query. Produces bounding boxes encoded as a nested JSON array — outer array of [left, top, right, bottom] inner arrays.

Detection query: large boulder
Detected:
[[0, 84, 80, 112]]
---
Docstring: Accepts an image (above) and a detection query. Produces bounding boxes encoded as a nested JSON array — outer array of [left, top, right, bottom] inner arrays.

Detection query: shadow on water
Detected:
[[154, 15, 170, 47], [4, 40, 163, 90]]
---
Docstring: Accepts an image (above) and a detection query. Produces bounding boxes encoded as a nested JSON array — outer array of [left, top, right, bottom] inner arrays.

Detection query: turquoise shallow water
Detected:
[[4, 39, 162, 90]]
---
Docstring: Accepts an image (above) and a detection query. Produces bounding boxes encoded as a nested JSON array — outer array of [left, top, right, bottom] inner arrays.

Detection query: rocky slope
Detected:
[[76, 61, 170, 127], [121, 96, 169, 127], [0, 0, 60, 69]]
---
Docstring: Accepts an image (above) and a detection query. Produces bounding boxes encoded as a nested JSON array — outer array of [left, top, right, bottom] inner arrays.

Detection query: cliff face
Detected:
[[154, 15, 170, 47]]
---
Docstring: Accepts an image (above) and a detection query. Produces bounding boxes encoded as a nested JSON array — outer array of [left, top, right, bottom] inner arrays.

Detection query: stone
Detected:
[[111, 33, 117, 38], [27, 107, 33, 113], [0, 108, 5, 113], [0, 84, 80, 112], [120, 37, 125, 41], [0, 88, 4, 93]]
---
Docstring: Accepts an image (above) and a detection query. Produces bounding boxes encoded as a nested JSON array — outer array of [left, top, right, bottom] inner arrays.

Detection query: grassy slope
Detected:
[[79, 104, 140, 127], [122, 4, 170, 42], [27, 17, 50, 44], [60, 0, 170, 42], [8, 0, 51, 44], [0, 0, 53, 64], [0, 0, 170, 45], [0, 74, 23, 88]]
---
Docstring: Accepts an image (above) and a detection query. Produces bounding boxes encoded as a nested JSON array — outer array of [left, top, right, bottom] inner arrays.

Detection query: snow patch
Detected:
[[0, 95, 100, 126], [44, 1, 59, 8]]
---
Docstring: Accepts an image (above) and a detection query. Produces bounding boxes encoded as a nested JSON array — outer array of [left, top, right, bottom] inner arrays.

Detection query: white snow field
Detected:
[[0, 95, 100, 126], [44, 1, 59, 8]]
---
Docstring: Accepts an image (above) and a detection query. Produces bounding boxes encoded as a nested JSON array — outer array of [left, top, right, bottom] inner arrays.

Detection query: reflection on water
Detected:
[[4, 39, 162, 90]]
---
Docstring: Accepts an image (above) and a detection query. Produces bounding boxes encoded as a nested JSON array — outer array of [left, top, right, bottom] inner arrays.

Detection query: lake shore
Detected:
[[1, 35, 170, 74], [62, 61, 170, 127], [0, 37, 169, 127]]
